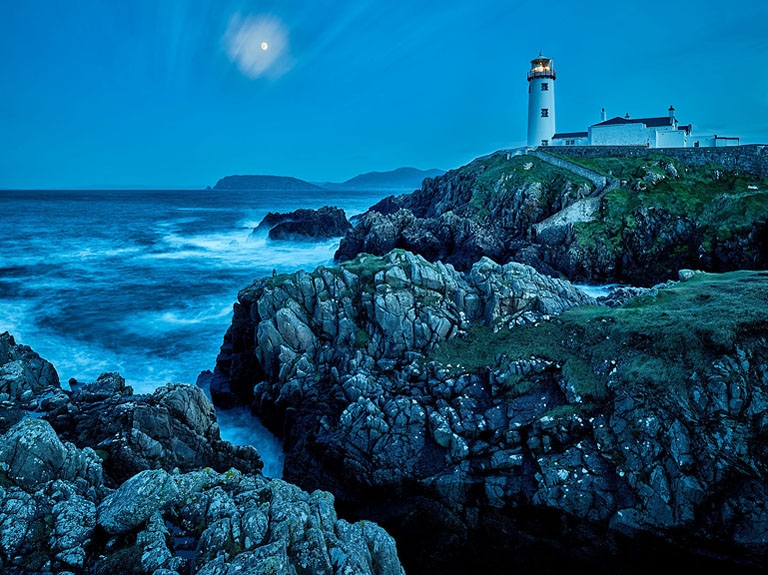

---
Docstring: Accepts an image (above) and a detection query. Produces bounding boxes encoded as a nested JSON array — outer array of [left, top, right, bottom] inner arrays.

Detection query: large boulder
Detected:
[[0, 418, 104, 493], [255, 206, 352, 240], [97, 469, 181, 534]]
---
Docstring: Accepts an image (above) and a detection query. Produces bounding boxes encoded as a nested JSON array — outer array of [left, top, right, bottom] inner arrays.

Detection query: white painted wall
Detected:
[[588, 123, 651, 146], [527, 76, 556, 147], [552, 135, 589, 146], [655, 129, 687, 148]]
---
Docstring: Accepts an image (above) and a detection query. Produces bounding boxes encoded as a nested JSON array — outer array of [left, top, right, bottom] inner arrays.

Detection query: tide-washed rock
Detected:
[[43, 374, 263, 483], [0, 336, 406, 575], [0, 332, 59, 422], [255, 206, 352, 241]]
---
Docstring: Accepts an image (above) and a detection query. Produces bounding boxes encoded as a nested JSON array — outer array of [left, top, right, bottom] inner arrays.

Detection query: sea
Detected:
[[0, 187, 390, 477]]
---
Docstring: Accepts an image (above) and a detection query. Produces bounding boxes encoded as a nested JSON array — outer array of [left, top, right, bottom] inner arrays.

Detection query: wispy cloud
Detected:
[[223, 13, 293, 79]]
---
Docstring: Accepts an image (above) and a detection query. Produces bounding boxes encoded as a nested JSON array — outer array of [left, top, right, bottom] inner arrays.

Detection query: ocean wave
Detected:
[[129, 304, 235, 331], [216, 406, 285, 478]]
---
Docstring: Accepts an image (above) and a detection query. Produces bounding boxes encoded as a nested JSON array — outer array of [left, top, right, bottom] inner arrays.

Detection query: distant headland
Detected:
[[212, 174, 325, 192], [211, 167, 445, 192]]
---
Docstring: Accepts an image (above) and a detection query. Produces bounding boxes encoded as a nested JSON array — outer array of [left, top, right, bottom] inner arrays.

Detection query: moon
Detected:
[[260, 41, 269, 51]]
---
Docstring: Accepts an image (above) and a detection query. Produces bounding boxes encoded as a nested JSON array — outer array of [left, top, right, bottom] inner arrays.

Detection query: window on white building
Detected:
[[541, 139, 549, 146], [541, 83, 548, 91], [566, 139, 575, 145], [541, 109, 549, 117]]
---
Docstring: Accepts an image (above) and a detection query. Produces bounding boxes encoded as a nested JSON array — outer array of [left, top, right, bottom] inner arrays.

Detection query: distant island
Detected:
[[212, 175, 325, 191], [212, 167, 446, 192], [327, 167, 445, 191]]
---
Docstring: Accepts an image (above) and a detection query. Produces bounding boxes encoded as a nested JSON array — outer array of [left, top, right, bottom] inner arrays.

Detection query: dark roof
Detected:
[[553, 131, 589, 139], [591, 116, 673, 128]]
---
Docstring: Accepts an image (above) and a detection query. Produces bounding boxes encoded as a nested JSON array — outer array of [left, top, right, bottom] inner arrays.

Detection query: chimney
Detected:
[[668, 105, 676, 125], [601, 108, 606, 122]]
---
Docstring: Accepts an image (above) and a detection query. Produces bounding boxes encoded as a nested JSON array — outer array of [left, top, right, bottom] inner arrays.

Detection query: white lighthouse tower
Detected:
[[527, 54, 556, 147]]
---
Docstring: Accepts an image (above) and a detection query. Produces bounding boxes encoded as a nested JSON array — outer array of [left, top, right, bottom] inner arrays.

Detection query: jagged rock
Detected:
[[255, 206, 352, 240], [0, 419, 103, 493], [0, 488, 36, 561], [43, 375, 263, 483], [0, 332, 59, 409], [217, 250, 592, 408], [335, 150, 768, 285], [97, 469, 181, 534], [0, 336, 407, 575], [335, 152, 594, 274], [50, 494, 97, 568], [214, 253, 768, 573]]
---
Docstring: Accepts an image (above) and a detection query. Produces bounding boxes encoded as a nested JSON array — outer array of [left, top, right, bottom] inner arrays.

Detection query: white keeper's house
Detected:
[[526, 54, 740, 149]]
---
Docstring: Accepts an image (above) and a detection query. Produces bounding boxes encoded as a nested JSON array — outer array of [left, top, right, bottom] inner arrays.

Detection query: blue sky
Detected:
[[1, 0, 766, 189]]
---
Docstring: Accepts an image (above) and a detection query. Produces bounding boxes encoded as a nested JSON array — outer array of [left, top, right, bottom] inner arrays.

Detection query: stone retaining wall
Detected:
[[543, 144, 768, 177], [529, 150, 609, 191]]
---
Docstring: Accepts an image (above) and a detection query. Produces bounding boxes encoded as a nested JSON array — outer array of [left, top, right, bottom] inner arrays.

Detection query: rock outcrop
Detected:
[[213, 253, 768, 573], [335, 150, 768, 285], [0, 332, 59, 411], [0, 332, 405, 575], [41, 372, 263, 485], [255, 206, 352, 241]]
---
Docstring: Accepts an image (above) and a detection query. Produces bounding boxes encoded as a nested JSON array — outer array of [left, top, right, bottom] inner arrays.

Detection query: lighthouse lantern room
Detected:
[[527, 54, 556, 147]]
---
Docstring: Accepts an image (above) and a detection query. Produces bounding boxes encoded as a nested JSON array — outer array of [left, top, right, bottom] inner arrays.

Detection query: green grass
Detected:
[[547, 153, 669, 180], [456, 152, 593, 223], [430, 271, 768, 405], [550, 152, 768, 216], [566, 155, 768, 265]]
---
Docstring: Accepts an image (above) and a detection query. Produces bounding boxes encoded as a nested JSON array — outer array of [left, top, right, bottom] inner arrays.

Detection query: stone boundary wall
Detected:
[[528, 150, 609, 191], [544, 144, 768, 177]]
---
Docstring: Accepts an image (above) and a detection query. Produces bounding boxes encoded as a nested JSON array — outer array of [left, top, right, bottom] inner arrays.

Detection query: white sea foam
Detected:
[[157, 306, 233, 327], [217, 406, 285, 478], [122, 301, 234, 337], [0, 188, 394, 479]]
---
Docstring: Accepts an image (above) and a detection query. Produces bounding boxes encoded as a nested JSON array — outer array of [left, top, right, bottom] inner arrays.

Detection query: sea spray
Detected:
[[0, 187, 390, 478]]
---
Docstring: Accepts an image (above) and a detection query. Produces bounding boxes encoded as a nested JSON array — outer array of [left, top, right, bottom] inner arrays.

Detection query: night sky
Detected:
[[1, 0, 766, 189]]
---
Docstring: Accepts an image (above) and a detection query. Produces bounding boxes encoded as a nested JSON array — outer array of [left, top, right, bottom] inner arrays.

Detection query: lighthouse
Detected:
[[527, 54, 556, 147]]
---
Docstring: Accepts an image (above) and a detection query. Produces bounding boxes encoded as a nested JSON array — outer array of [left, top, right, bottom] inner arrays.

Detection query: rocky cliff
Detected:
[[0, 332, 404, 575], [212, 251, 768, 573], [335, 149, 768, 285]]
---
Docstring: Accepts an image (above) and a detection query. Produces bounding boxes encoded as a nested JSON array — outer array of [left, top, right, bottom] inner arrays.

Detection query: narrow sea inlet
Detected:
[[0, 187, 388, 476]]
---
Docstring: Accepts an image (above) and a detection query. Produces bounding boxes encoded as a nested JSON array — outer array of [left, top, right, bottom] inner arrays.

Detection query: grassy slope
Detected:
[[550, 153, 768, 250], [444, 152, 593, 221], [432, 270, 768, 407]]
